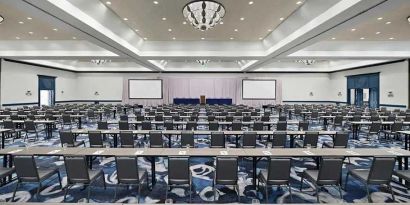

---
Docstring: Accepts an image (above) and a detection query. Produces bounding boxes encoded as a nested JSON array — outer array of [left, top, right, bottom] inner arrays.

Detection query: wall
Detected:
[[329, 60, 409, 108], [0, 59, 77, 106]]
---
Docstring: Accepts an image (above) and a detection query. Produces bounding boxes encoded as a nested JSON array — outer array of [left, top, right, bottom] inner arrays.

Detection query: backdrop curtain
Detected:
[[122, 77, 282, 106]]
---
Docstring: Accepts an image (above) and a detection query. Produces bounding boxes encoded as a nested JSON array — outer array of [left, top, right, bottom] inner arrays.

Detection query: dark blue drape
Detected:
[[355, 89, 363, 107], [347, 73, 379, 107], [38, 76, 55, 90]]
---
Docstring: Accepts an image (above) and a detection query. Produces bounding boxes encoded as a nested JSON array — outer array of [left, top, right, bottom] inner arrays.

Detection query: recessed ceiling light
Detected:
[[234, 29, 238, 32], [15, 36, 20, 39], [360, 37, 365, 40], [296, 1, 303, 5], [106, 1, 111, 5], [27, 17, 32, 20], [351, 28, 356, 31], [162, 17, 167, 21], [259, 37, 263, 40], [168, 28, 172, 32], [18, 21, 24, 24], [53, 28, 58, 31], [389, 37, 395, 40], [248, 1, 254, 5], [135, 29, 139, 32], [153, 1, 159, 4], [123, 18, 128, 21], [377, 17, 383, 20], [72, 36, 77, 39], [201, 37, 205, 40], [219, 22, 223, 24], [28, 31, 33, 35], [279, 17, 284, 21], [43, 37, 48, 40], [172, 37, 176, 40], [268, 29, 272, 32], [182, 21, 187, 24], [143, 37, 148, 40], [240, 17, 245, 21], [230, 37, 234, 40], [385, 21, 391, 24], [376, 31, 381, 34], [331, 37, 336, 40]]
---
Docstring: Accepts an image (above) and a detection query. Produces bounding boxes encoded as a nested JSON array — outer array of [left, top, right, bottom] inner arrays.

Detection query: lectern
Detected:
[[200, 95, 206, 104]]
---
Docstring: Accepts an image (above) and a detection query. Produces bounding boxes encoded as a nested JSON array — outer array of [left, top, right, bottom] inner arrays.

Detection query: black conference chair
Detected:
[[120, 131, 135, 148], [345, 157, 396, 202], [24, 120, 39, 141], [365, 121, 382, 141], [97, 121, 108, 130], [119, 115, 128, 121], [0, 167, 15, 186], [295, 131, 319, 148], [258, 158, 292, 202], [181, 131, 195, 148], [210, 132, 225, 148], [164, 121, 174, 130], [61, 114, 73, 129], [60, 130, 85, 147], [149, 131, 164, 148], [213, 157, 239, 202], [3, 120, 22, 140], [231, 122, 242, 131], [323, 132, 349, 148], [208, 115, 216, 122], [12, 155, 62, 201], [298, 121, 309, 131], [301, 157, 344, 202], [383, 121, 403, 141], [186, 121, 197, 131], [88, 131, 105, 148], [278, 115, 287, 121], [272, 131, 287, 148], [242, 131, 256, 148], [332, 115, 344, 129], [119, 121, 130, 130], [63, 156, 106, 202], [166, 157, 192, 203], [114, 156, 149, 202], [276, 121, 287, 131], [141, 121, 152, 130], [209, 121, 219, 131]]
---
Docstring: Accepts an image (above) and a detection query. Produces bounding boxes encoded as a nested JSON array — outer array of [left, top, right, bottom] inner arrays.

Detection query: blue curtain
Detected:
[[38, 76, 55, 90], [347, 73, 379, 107], [355, 89, 363, 107], [369, 88, 378, 108]]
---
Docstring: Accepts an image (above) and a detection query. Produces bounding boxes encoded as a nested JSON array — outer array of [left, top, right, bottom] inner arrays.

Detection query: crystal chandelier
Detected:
[[295, 59, 316, 65], [183, 1, 226, 31], [91, 59, 111, 65], [196, 60, 210, 65]]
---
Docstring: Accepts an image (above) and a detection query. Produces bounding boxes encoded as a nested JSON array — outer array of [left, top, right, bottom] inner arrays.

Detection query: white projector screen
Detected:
[[242, 79, 276, 100], [129, 79, 163, 99]]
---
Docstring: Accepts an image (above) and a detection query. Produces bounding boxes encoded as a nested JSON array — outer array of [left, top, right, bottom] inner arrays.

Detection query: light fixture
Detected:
[[153, 1, 159, 4], [360, 37, 365, 40], [234, 29, 238, 32], [72, 36, 77, 39], [408, 16, 410, 24], [53, 28, 58, 31], [351, 28, 356, 31], [28, 31, 33, 35], [219, 21, 223, 24], [230, 37, 234, 40], [182, 21, 187, 24], [268, 29, 272, 32], [43, 37, 48, 40], [135, 29, 139, 32], [389, 37, 395, 40], [296, 59, 316, 65], [296, 1, 303, 5], [385, 21, 391, 24], [196, 59, 210, 65], [162, 17, 167, 21], [248, 1, 254, 5], [279, 17, 284, 21], [331, 37, 336, 40], [143, 37, 148, 40], [201, 37, 205, 40], [258, 37, 263, 40], [91, 59, 111, 65], [19, 21, 24, 24], [172, 37, 176, 40], [240, 17, 245, 21], [123, 18, 128, 21], [27, 17, 32, 20], [15, 36, 20, 40], [0, 15, 4, 23], [168, 28, 172, 32], [376, 31, 381, 34], [183, 0, 226, 31], [377, 17, 383, 20], [106, 1, 111, 5]]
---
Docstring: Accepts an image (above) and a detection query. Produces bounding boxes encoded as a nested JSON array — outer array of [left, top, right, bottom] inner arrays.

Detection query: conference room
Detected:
[[0, 0, 410, 204]]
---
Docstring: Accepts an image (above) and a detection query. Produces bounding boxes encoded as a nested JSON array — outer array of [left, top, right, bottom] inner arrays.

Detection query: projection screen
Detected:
[[242, 79, 276, 100], [128, 79, 163, 99]]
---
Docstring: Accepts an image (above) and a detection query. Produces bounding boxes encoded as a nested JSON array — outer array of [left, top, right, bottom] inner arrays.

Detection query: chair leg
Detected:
[[87, 184, 92, 203], [113, 184, 119, 203], [102, 174, 106, 189], [388, 183, 395, 201], [300, 175, 304, 191], [236, 184, 240, 203], [36, 182, 42, 200], [338, 184, 343, 201], [288, 184, 293, 203], [365, 184, 371, 202], [189, 183, 192, 203], [57, 172, 63, 188], [265, 184, 269, 203], [344, 173, 349, 190], [165, 185, 169, 202], [138, 184, 142, 204], [63, 185, 71, 202], [213, 184, 216, 202], [315, 185, 320, 203], [12, 181, 20, 201]]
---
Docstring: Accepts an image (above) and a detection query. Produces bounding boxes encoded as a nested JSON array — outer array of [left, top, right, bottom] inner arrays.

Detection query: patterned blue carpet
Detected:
[[1, 119, 409, 203]]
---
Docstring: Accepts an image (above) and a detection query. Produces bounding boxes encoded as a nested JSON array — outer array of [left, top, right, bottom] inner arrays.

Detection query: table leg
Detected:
[[151, 157, 156, 186], [8, 155, 12, 181], [167, 134, 172, 148], [1, 132, 5, 149], [113, 134, 118, 148], [88, 156, 93, 169], [78, 117, 82, 129], [289, 134, 295, 148], [113, 110, 117, 119], [323, 118, 328, 130], [406, 134, 409, 151], [3, 155, 8, 168], [99, 113, 103, 121], [253, 157, 257, 188], [236, 134, 239, 148]]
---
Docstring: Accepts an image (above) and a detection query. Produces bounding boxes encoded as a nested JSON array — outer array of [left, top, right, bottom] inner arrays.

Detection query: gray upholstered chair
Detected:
[[114, 156, 149, 202], [213, 157, 239, 202], [209, 121, 219, 131], [97, 121, 108, 130], [24, 120, 38, 141], [276, 121, 287, 131], [63, 155, 106, 202], [211, 132, 225, 148], [345, 157, 396, 202], [301, 157, 344, 202], [242, 131, 256, 148], [59, 130, 85, 147], [186, 121, 197, 131], [258, 158, 292, 202], [141, 121, 152, 130], [272, 131, 287, 148], [323, 132, 349, 148], [120, 131, 135, 148], [12, 155, 62, 201], [61, 114, 73, 129], [119, 120, 130, 130], [298, 121, 309, 131], [295, 131, 319, 148], [166, 157, 192, 203], [149, 131, 164, 148], [181, 131, 195, 148], [88, 130, 104, 148]]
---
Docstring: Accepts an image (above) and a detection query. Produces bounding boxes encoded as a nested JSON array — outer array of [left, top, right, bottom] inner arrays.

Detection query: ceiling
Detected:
[[102, 0, 305, 41], [0, 0, 408, 72]]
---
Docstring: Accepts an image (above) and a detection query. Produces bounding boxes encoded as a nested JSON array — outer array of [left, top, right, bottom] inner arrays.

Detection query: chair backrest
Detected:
[[278, 115, 287, 121], [164, 121, 173, 130], [243, 116, 251, 122], [370, 115, 380, 122], [14, 155, 39, 182], [190, 115, 198, 121], [391, 121, 403, 132], [276, 121, 287, 131], [261, 116, 270, 122], [272, 131, 287, 148], [231, 122, 242, 131], [136, 115, 145, 121], [88, 131, 103, 148], [181, 131, 194, 148], [266, 158, 291, 185], [62, 114, 71, 123], [172, 115, 180, 121], [333, 132, 349, 148], [97, 121, 108, 130], [304, 131, 319, 147], [352, 115, 361, 122], [368, 157, 395, 184], [168, 157, 190, 185], [115, 156, 140, 184], [334, 115, 343, 124], [298, 121, 309, 131], [64, 156, 90, 184], [24, 120, 36, 131], [3, 120, 15, 129], [386, 115, 396, 122], [369, 121, 381, 133], [253, 121, 264, 131], [60, 130, 75, 146], [215, 157, 238, 185], [149, 131, 163, 148], [211, 132, 225, 148], [208, 115, 216, 121], [209, 121, 219, 131], [317, 157, 344, 185], [119, 121, 129, 130], [311, 111, 319, 118], [141, 121, 152, 130], [185, 121, 196, 130], [155, 115, 163, 121], [242, 132, 256, 148], [225, 116, 233, 122], [120, 131, 134, 148]]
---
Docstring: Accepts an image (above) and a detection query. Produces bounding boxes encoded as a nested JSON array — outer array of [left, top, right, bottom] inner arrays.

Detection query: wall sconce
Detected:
[[309, 92, 314, 96], [337, 92, 342, 97], [387, 91, 394, 97], [61, 90, 64, 94], [94, 91, 100, 96], [25, 90, 32, 96]]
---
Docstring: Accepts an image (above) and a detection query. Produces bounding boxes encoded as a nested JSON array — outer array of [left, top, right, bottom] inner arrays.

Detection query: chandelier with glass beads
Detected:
[[183, 0, 226, 31]]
